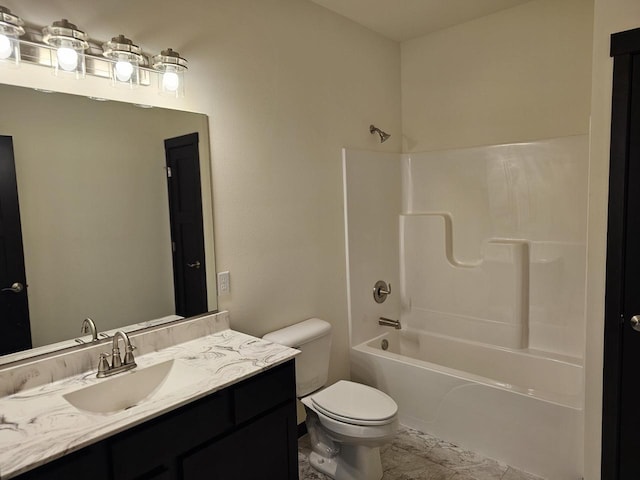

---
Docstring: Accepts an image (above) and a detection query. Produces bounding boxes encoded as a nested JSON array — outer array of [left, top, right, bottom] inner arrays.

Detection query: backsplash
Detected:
[[0, 311, 230, 397]]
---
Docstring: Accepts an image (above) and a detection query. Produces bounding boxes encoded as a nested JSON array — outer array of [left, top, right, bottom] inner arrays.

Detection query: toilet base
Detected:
[[308, 445, 383, 480]]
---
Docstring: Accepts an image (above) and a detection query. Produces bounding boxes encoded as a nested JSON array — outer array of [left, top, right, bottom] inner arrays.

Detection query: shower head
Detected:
[[370, 124, 391, 143]]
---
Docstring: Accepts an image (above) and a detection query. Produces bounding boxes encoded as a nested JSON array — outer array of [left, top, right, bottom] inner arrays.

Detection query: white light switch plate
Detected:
[[217, 271, 230, 295]]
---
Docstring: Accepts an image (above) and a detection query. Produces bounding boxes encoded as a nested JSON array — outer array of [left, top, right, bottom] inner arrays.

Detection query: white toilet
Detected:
[[264, 318, 398, 480]]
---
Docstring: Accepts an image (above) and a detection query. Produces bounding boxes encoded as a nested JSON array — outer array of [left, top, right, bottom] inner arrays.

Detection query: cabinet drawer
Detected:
[[111, 390, 232, 480], [233, 360, 295, 424]]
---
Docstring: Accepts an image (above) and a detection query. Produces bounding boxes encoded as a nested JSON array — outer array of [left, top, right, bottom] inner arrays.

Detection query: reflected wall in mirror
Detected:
[[0, 83, 216, 359]]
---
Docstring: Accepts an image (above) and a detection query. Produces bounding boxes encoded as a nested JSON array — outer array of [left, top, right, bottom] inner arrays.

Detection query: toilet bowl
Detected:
[[263, 319, 399, 480], [301, 380, 398, 480]]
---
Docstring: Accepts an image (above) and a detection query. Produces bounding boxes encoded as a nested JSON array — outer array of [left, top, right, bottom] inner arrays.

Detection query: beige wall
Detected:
[[401, 0, 593, 152], [585, 1, 640, 478], [2, 0, 402, 383]]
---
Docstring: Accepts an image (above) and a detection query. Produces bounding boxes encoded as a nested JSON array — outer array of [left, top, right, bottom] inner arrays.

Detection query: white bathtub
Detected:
[[351, 330, 583, 479]]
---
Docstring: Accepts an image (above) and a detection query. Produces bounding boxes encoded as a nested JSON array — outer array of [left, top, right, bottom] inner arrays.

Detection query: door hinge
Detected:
[[172, 241, 176, 252], [166, 166, 172, 178]]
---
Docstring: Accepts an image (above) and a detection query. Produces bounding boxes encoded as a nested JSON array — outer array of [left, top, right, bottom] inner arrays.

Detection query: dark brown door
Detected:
[[0, 135, 32, 354], [164, 133, 208, 318], [603, 27, 640, 479]]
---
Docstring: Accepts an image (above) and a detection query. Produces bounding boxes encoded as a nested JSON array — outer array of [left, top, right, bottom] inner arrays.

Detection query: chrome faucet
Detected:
[[97, 330, 137, 378], [80, 317, 98, 342], [378, 317, 401, 329]]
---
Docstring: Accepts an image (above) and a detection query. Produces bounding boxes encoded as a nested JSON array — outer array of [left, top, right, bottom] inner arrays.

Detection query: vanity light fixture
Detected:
[[42, 19, 89, 77], [0, 6, 24, 65], [152, 48, 187, 97], [102, 34, 145, 87], [0, 7, 188, 98]]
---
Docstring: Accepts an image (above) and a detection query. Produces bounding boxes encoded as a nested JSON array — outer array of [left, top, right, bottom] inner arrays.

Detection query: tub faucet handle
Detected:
[[373, 280, 391, 303]]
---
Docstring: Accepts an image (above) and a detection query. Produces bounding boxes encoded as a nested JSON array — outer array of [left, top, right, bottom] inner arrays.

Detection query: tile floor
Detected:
[[298, 426, 544, 480]]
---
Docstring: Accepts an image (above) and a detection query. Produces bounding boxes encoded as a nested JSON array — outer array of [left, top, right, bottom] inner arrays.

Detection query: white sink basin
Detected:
[[63, 359, 203, 414]]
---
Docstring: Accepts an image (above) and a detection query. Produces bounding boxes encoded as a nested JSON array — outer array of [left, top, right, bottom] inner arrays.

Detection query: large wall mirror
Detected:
[[0, 83, 217, 364]]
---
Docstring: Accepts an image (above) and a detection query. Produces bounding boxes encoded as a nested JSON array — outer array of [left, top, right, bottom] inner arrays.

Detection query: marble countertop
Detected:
[[0, 329, 299, 479]]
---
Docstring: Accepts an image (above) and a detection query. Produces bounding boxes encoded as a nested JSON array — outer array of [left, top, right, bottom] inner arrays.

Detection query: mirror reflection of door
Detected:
[[0, 135, 32, 354], [164, 133, 208, 317]]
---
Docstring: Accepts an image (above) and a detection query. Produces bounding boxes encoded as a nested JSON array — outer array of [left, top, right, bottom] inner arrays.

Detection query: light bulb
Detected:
[[114, 60, 134, 82], [0, 35, 13, 60], [162, 71, 180, 92], [57, 47, 78, 71]]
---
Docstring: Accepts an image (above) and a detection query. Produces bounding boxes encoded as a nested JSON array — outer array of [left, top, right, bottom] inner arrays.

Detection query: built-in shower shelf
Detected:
[[400, 213, 529, 349]]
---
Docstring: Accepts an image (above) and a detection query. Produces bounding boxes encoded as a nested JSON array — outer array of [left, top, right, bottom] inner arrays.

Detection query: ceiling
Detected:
[[309, 0, 532, 42]]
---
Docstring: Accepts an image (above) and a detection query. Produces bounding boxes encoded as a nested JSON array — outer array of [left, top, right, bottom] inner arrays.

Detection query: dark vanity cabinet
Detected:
[[17, 360, 298, 480]]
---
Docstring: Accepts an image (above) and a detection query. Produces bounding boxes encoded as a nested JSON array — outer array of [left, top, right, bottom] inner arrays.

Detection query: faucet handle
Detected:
[[124, 352, 136, 366], [97, 353, 111, 375], [123, 342, 136, 366]]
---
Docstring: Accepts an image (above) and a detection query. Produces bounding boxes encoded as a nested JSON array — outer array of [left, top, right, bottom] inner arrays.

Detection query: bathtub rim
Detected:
[[401, 326, 583, 366], [352, 331, 583, 410]]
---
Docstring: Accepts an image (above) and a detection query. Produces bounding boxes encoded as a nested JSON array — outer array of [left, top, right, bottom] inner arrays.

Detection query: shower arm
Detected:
[[369, 124, 391, 143]]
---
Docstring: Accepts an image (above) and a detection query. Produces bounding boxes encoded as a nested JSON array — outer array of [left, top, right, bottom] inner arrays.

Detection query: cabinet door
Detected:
[[182, 401, 298, 480], [110, 390, 231, 480], [136, 468, 172, 480]]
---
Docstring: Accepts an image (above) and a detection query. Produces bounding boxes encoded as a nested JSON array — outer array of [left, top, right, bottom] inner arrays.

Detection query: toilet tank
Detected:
[[263, 318, 332, 397]]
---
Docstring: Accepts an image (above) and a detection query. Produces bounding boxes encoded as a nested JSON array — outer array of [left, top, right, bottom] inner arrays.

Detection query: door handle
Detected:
[[2, 282, 24, 293], [187, 261, 201, 269], [631, 316, 640, 332]]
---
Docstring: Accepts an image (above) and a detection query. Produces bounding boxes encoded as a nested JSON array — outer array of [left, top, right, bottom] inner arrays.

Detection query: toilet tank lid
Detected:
[[263, 318, 331, 347]]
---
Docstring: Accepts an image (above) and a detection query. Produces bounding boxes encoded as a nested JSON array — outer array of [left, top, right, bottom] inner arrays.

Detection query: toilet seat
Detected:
[[310, 380, 397, 426]]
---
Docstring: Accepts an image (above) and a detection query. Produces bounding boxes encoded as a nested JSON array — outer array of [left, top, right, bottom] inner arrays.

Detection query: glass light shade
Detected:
[[152, 48, 187, 97], [56, 46, 78, 71], [162, 68, 180, 92], [0, 6, 25, 65], [0, 34, 12, 59], [115, 60, 134, 82], [42, 19, 88, 78], [102, 35, 145, 88]]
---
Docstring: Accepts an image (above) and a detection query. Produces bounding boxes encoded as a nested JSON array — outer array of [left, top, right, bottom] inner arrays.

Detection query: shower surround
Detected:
[[343, 136, 588, 480]]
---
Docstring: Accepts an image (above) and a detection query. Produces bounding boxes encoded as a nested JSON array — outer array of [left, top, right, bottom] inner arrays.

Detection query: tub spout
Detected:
[[379, 317, 401, 329]]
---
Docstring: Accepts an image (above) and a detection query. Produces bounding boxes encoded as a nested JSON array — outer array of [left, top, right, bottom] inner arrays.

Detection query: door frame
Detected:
[[602, 26, 640, 479]]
